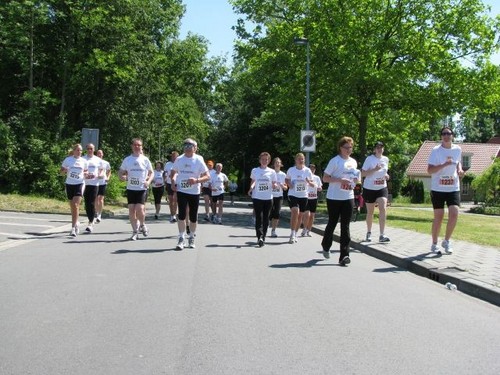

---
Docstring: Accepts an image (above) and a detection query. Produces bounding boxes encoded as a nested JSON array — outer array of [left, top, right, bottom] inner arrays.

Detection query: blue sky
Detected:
[[180, 0, 500, 63]]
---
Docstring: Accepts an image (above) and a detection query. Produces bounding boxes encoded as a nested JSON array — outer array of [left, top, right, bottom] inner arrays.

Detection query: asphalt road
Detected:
[[0, 207, 499, 375]]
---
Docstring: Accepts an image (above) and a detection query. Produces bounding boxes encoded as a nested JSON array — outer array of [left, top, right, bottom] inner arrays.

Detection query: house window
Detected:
[[462, 154, 471, 170], [462, 180, 470, 195]]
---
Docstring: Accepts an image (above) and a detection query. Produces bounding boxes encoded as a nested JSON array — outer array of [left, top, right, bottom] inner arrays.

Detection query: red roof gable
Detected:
[[406, 140, 500, 177]]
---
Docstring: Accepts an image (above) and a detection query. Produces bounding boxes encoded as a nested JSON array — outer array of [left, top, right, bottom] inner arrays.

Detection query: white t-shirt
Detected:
[[251, 167, 277, 200], [210, 172, 228, 196], [84, 155, 103, 187], [308, 174, 323, 199], [286, 166, 313, 198], [153, 170, 165, 187], [62, 156, 88, 185], [172, 153, 208, 195], [229, 181, 238, 193], [428, 144, 462, 192], [164, 161, 174, 184], [100, 159, 111, 185], [119, 154, 153, 191], [362, 155, 389, 190], [272, 170, 287, 198], [324, 155, 359, 200]]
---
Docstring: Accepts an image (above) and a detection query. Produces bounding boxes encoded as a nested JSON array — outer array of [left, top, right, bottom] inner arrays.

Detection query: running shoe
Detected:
[[154, 214, 158, 220], [431, 243, 442, 255], [289, 235, 295, 244], [441, 240, 454, 254], [141, 224, 149, 237], [130, 232, 138, 241], [176, 237, 185, 250], [75, 224, 80, 235], [95, 215, 101, 224], [322, 250, 330, 259], [365, 232, 372, 242], [270, 230, 277, 238], [306, 231, 312, 237], [379, 234, 390, 243], [258, 238, 264, 247], [300, 229, 307, 237], [85, 223, 93, 233], [294, 236, 298, 243], [339, 256, 351, 266], [70, 227, 77, 237], [217, 217, 222, 225], [188, 236, 196, 249]]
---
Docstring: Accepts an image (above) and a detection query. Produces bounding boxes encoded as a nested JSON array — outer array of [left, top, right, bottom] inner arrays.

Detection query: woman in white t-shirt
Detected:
[[427, 126, 464, 255], [321, 136, 359, 266], [285, 153, 314, 244], [152, 161, 165, 219], [61, 143, 88, 237], [248, 152, 278, 247], [361, 141, 390, 243], [269, 157, 288, 238]]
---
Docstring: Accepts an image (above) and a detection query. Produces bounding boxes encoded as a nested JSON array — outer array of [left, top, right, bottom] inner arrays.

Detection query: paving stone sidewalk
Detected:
[[309, 214, 500, 307]]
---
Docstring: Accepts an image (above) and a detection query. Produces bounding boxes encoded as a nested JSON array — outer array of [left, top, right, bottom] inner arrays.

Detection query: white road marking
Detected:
[[0, 222, 54, 228], [0, 223, 73, 252]]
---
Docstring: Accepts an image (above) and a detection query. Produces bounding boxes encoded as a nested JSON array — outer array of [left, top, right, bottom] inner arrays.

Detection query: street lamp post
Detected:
[[294, 37, 311, 165]]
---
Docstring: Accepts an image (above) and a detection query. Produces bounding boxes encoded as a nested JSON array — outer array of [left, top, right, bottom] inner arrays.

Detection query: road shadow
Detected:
[[269, 259, 339, 268], [111, 248, 175, 254], [372, 266, 407, 273]]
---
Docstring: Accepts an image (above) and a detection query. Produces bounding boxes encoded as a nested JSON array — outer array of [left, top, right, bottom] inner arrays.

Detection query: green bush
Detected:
[[401, 178, 425, 203], [104, 174, 127, 202]]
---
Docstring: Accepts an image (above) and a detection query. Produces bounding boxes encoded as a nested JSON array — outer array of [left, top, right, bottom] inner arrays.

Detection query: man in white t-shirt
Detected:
[[94, 149, 111, 223], [427, 127, 464, 255], [83, 144, 103, 233], [210, 163, 229, 224], [171, 138, 210, 250], [164, 151, 179, 222], [119, 138, 154, 241]]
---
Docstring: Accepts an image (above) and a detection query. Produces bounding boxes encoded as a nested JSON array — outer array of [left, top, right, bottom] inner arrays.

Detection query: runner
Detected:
[[321, 136, 360, 265], [152, 161, 165, 219], [301, 163, 323, 237], [164, 151, 179, 223], [202, 160, 215, 222], [228, 179, 238, 205], [210, 163, 228, 224], [61, 144, 88, 237], [269, 157, 288, 238], [82, 143, 103, 233], [94, 149, 111, 223], [427, 126, 464, 254], [285, 153, 314, 244], [118, 138, 154, 241], [361, 141, 391, 242], [248, 152, 278, 247], [170, 138, 210, 250]]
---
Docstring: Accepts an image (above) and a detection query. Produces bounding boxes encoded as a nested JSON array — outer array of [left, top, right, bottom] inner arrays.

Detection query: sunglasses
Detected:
[[183, 143, 195, 148], [441, 132, 453, 136]]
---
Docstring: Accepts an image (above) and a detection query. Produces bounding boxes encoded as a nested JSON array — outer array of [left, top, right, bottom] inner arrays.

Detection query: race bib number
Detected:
[[341, 182, 351, 191], [439, 175, 455, 186], [70, 171, 80, 179], [295, 181, 306, 192], [258, 182, 269, 191], [308, 191, 317, 199], [180, 180, 190, 189], [374, 178, 385, 186], [130, 177, 141, 186]]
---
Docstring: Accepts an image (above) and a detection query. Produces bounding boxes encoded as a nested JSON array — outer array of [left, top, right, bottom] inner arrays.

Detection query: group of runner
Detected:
[[61, 127, 463, 266]]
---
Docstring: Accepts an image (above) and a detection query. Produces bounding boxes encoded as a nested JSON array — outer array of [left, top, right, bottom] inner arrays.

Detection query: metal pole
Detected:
[[305, 42, 310, 166]]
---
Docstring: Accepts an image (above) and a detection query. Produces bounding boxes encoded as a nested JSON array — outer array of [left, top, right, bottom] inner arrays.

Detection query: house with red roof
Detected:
[[406, 139, 500, 201]]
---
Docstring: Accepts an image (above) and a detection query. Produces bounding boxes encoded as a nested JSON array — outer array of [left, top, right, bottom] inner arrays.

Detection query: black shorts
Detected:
[[288, 196, 308, 212], [362, 187, 388, 204], [306, 199, 318, 213], [166, 183, 175, 196], [202, 187, 212, 196], [211, 194, 224, 203], [152, 186, 165, 205], [431, 191, 460, 209], [66, 183, 84, 200], [127, 189, 148, 205], [97, 184, 107, 196]]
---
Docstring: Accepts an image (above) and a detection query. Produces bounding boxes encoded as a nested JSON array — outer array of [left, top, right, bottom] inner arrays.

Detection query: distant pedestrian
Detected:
[[301, 164, 322, 237], [94, 149, 111, 223], [269, 157, 288, 238], [361, 141, 390, 242], [202, 160, 215, 222], [228, 179, 238, 205], [171, 138, 210, 250], [152, 161, 165, 219], [61, 144, 88, 237], [82, 143, 103, 233], [210, 163, 228, 224], [248, 152, 278, 247], [164, 151, 179, 222], [321, 136, 360, 265], [427, 127, 464, 254], [285, 153, 315, 244], [119, 138, 154, 241]]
